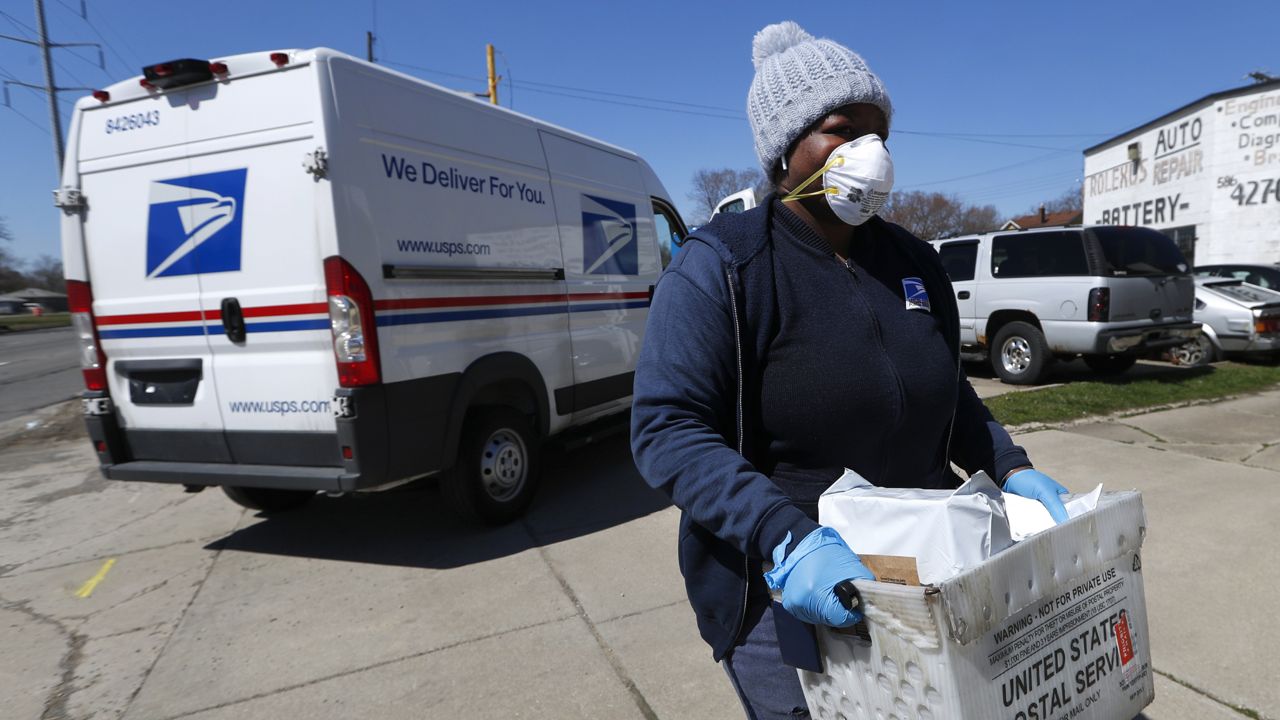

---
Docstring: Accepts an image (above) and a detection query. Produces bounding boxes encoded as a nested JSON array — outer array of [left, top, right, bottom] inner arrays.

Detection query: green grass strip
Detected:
[[984, 362, 1280, 427], [0, 313, 71, 331]]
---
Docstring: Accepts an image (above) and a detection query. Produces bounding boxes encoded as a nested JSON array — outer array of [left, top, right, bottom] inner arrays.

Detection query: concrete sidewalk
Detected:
[[0, 391, 1276, 719]]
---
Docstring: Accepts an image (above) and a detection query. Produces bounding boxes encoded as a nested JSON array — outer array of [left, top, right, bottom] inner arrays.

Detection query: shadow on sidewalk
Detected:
[[204, 428, 671, 569]]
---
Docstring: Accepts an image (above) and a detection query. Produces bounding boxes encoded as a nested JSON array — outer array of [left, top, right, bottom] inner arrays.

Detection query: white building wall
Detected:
[[1084, 84, 1280, 265]]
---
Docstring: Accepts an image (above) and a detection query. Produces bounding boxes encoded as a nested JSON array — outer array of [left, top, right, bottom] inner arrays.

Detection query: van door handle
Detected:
[[957, 291, 971, 300], [221, 297, 246, 343]]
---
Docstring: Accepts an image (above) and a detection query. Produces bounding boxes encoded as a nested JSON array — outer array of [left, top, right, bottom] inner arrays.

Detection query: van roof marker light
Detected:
[[270, 52, 289, 67], [92, 90, 110, 103], [142, 59, 215, 90], [209, 61, 229, 75]]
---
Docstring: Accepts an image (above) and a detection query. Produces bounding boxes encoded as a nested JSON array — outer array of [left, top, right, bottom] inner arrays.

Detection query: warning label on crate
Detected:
[[982, 560, 1150, 719]]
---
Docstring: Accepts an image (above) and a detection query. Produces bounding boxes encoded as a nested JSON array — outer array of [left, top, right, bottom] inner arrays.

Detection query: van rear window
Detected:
[[991, 232, 1088, 278], [1087, 227, 1189, 276]]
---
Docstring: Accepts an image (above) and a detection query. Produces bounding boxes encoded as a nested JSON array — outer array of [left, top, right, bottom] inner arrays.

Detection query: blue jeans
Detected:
[[721, 596, 811, 719]]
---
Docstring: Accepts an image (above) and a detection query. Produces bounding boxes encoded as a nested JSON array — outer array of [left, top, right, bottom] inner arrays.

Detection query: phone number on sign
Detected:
[[1219, 176, 1280, 206], [105, 111, 160, 134]]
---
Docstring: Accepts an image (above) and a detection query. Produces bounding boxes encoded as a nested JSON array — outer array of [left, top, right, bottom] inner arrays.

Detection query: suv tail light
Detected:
[[324, 256, 381, 387], [67, 280, 108, 391], [1087, 287, 1111, 322]]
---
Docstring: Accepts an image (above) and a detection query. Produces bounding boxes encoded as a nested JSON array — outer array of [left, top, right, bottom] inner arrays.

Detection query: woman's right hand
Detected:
[[763, 526, 875, 627]]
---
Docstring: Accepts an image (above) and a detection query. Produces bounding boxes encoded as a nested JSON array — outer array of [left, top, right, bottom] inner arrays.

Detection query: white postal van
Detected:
[[60, 49, 687, 522]]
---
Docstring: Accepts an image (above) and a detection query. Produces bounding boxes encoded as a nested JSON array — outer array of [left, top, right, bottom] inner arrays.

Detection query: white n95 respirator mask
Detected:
[[781, 134, 894, 226]]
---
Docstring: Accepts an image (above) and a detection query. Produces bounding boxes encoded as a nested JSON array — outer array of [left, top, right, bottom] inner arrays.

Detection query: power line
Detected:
[[0, 96, 51, 134], [900, 149, 1077, 190], [514, 76, 745, 114], [383, 58, 1110, 148], [893, 130, 1079, 152], [79, 3, 143, 69], [902, 129, 1111, 139], [0, 8, 94, 89]]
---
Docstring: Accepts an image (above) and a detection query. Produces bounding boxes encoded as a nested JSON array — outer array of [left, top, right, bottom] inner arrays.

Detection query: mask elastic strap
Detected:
[[780, 156, 844, 203]]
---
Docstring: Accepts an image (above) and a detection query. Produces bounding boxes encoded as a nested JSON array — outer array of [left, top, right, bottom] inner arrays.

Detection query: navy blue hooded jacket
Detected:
[[630, 200, 1032, 660]]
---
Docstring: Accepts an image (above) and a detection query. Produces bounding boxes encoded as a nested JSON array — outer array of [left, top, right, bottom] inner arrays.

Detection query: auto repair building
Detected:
[[1083, 77, 1280, 267]]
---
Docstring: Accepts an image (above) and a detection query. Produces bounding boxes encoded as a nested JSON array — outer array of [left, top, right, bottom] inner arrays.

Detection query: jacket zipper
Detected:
[[839, 256, 908, 475], [725, 267, 751, 647]]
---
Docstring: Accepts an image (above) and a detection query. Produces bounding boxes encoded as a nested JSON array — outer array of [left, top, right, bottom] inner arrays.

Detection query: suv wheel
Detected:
[[222, 486, 314, 513], [991, 321, 1050, 385], [441, 407, 540, 525], [1083, 354, 1138, 375], [1170, 335, 1216, 367]]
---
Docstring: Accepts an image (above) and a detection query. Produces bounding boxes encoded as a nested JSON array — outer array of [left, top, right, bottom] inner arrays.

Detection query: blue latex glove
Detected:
[[1004, 469, 1070, 524], [763, 527, 875, 628]]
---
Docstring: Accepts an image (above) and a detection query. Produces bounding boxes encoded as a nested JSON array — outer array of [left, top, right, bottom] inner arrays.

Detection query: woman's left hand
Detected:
[[1003, 469, 1070, 523]]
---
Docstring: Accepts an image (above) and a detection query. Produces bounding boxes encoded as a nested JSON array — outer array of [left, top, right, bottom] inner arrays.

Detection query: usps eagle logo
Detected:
[[145, 169, 247, 278], [902, 277, 931, 312], [581, 194, 638, 275]]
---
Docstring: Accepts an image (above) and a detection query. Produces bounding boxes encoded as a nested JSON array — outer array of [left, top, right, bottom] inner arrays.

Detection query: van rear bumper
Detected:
[[1095, 322, 1201, 354], [103, 460, 348, 491], [81, 382, 452, 492]]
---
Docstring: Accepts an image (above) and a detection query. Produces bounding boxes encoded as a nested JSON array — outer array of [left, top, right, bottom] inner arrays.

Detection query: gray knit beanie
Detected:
[[747, 21, 893, 176]]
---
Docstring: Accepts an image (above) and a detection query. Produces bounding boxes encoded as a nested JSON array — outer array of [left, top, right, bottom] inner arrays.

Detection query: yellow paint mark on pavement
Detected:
[[75, 558, 116, 598]]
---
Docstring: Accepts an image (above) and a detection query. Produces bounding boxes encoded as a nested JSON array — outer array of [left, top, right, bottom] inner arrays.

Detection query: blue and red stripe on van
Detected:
[[94, 291, 651, 339]]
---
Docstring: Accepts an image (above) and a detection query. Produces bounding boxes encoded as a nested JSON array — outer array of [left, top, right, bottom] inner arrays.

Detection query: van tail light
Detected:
[[324, 256, 381, 387], [67, 280, 108, 391], [1087, 287, 1111, 323]]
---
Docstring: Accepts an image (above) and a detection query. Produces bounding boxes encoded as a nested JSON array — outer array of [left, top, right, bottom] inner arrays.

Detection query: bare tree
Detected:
[[26, 255, 65, 293], [688, 168, 763, 225], [881, 191, 1000, 240], [0, 216, 23, 293], [1029, 184, 1083, 215]]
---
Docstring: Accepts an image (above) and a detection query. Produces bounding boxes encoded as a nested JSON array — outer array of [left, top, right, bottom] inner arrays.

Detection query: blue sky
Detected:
[[1, 0, 1277, 264]]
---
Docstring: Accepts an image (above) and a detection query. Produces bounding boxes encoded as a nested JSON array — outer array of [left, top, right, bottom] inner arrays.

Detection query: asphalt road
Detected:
[[0, 327, 81, 423], [1, 392, 1278, 719]]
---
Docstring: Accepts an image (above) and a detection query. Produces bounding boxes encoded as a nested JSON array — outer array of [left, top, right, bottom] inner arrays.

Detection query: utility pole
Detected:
[[0, 1, 102, 173], [486, 43, 498, 105], [366, 31, 375, 63], [33, 0, 62, 169]]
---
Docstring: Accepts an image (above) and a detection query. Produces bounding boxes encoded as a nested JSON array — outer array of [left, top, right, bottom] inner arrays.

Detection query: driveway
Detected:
[[1, 392, 1277, 719]]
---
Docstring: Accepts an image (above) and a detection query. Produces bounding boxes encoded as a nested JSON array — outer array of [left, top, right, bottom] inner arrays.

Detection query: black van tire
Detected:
[[1083, 354, 1138, 375], [222, 486, 314, 513], [991, 322, 1050, 385], [442, 407, 540, 525]]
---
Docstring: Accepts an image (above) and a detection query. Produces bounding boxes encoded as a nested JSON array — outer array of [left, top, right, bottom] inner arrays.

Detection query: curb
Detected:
[[1006, 388, 1278, 435]]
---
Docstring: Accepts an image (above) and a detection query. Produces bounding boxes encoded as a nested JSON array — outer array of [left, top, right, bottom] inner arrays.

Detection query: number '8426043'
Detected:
[[105, 111, 160, 134], [1229, 178, 1280, 206]]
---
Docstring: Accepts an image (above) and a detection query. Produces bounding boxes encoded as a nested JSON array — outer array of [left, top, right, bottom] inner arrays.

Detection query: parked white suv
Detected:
[[931, 226, 1200, 384]]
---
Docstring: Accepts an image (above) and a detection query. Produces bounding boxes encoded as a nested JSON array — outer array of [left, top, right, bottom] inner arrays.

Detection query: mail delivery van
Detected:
[[59, 49, 687, 523]]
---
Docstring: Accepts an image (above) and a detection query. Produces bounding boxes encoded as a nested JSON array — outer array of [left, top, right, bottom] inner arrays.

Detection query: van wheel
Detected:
[[1083, 354, 1138, 375], [991, 322, 1050, 385], [222, 486, 314, 513], [442, 407, 540, 525]]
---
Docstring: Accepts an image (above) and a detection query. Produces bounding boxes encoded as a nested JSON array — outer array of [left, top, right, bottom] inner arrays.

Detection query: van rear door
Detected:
[[1087, 227, 1194, 324], [78, 98, 229, 460], [176, 66, 341, 466]]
